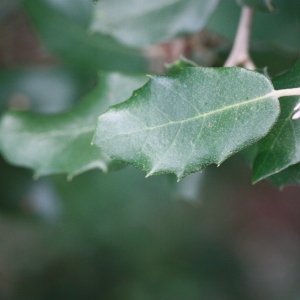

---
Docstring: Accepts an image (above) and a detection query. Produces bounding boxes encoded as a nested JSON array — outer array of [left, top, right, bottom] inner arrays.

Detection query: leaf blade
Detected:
[[268, 163, 300, 188], [90, 0, 219, 47], [0, 73, 148, 178], [94, 67, 279, 179], [23, 0, 147, 74], [252, 60, 300, 183]]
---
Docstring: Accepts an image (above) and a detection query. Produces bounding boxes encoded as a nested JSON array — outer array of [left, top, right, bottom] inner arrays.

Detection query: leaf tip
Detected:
[[67, 175, 73, 182], [145, 166, 157, 178], [251, 175, 261, 185], [145, 172, 152, 178]]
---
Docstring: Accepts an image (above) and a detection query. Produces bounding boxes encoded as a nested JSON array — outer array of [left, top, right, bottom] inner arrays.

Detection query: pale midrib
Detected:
[[101, 91, 277, 140], [3, 125, 95, 138]]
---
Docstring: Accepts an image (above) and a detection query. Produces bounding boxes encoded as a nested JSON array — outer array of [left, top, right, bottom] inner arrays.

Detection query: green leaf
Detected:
[[207, 0, 300, 51], [90, 0, 220, 47], [23, 0, 147, 74], [239, 143, 258, 166], [252, 60, 300, 183], [236, 0, 274, 12], [268, 163, 300, 188], [0, 67, 84, 114], [94, 67, 280, 180], [0, 73, 147, 178], [166, 57, 198, 75]]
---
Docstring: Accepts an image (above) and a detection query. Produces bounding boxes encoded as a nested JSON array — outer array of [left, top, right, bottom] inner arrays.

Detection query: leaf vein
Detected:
[[152, 77, 201, 114], [149, 123, 183, 174], [101, 92, 275, 141]]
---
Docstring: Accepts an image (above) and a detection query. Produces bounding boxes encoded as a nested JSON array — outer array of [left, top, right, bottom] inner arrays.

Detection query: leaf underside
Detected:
[[94, 67, 279, 180], [0, 73, 147, 178]]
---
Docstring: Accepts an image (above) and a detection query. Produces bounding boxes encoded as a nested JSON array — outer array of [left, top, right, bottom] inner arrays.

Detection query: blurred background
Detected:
[[1, 0, 300, 299]]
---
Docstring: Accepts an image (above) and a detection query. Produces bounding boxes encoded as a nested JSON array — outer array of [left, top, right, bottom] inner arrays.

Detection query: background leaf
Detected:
[[166, 56, 198, 75], [94, 67, 279, 179], [0, 67, 86, 114], [207, 0, 300, 53], [23, 0, 147, 74], [236, 0, 275, 12], [0, 72, 147, 178], [268, 163, 300, 188], [252, 60, 300, 183], [90, 0, 220, 47]]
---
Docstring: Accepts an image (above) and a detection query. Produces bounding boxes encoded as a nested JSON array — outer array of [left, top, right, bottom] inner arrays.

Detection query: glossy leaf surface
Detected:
[[94, 67, 279, 179], [0, 73, 147, 178], [252, 61, 300, 183], [23, 0, 147, 74], [90, 0, 219, 46]]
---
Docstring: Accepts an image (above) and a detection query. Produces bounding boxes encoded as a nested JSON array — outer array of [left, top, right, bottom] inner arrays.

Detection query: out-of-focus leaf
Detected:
[[268, 163, 300, 188], [40, 0, 93, 27], [0, 156, 32, 212], [172, 171, 205, 203], [251, 48, 299, 77], [0, 67, 84, 114], [0, 72, 147, 178], [252, 60, 300, 183], [240, 143, 258, 166], [207, 0, 300, 51], [10, 163, 244, 299], [22, 0, 147, 74], [236, 0, 275, 12], [94, 67, 279, 180], [166, 56, 198, 75], [90, 0, 220, 47]]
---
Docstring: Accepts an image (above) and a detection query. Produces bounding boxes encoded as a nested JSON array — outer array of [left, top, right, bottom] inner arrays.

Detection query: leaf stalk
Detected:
[[273, 88, 300, 99], [273, 88, 300, 119]]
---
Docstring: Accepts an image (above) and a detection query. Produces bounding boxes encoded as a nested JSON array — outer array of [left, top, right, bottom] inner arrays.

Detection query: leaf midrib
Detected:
[[100, 91, 277, 140]]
